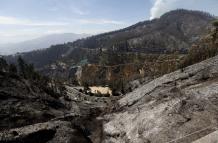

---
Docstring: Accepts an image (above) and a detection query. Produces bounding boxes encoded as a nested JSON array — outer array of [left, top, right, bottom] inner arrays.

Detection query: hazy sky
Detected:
[[0, 0, 218, 44]]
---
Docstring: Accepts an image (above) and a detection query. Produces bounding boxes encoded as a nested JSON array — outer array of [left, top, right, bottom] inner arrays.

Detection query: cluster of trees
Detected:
[[162, 9, 214, 19], [5, 44, 69, 68], [0, 56, 42, 80], [179, 20, 218, 69], [180, 44, 217, 69], [213, 20, 218, 29], [98, 51, 149, 66], [0, 57, 65, 98], [17, 57, 41, 80], [109, 78, 128, 96], [0, 57, 17, 74]]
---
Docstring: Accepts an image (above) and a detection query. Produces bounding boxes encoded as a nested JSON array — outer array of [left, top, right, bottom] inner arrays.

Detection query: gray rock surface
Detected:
[[103, 55, 218, 143], [193, 130, 218, 143]]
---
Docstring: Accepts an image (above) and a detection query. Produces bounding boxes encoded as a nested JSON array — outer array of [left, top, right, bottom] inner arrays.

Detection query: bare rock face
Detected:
[[193, 130, 218, 143], [0, 121, 91, 143], [102, 55, 218, 143]]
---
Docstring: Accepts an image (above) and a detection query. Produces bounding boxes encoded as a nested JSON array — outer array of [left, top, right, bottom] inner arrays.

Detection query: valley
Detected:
[[1, 9, 218, 143]]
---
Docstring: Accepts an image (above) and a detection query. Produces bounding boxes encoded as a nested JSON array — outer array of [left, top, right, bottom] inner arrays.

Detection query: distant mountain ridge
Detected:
[[0, 33, 89, 55], [69, 9, 214, 53], [5, 9, 216, 68]]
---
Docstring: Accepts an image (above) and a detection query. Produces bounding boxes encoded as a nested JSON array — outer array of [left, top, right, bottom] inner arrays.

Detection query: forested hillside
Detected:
[[6, 9, 215, 68]]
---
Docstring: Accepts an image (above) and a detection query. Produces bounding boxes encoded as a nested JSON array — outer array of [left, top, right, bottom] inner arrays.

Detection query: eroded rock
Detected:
[[102, 55, 218, 143]]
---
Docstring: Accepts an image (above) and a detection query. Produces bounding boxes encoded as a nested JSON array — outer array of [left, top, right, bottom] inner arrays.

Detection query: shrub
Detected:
[[213, 20, 218, 28]]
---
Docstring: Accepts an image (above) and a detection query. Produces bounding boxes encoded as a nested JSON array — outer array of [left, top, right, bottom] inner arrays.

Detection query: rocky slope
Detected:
[[102, 54, 218, 143], [0, 65, 117, 143], [2, 54, 218, 143], [0, 72, 65, 130]]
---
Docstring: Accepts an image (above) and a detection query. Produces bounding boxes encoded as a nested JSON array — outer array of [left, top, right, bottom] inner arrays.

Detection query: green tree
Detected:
[[26, 63, 35, 79], [17, 56, 39, 80], [18, 56, 27, 78], [99, 52, 109, 66], [213, 20, 218, 31], [212, 20, 218, 43]]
